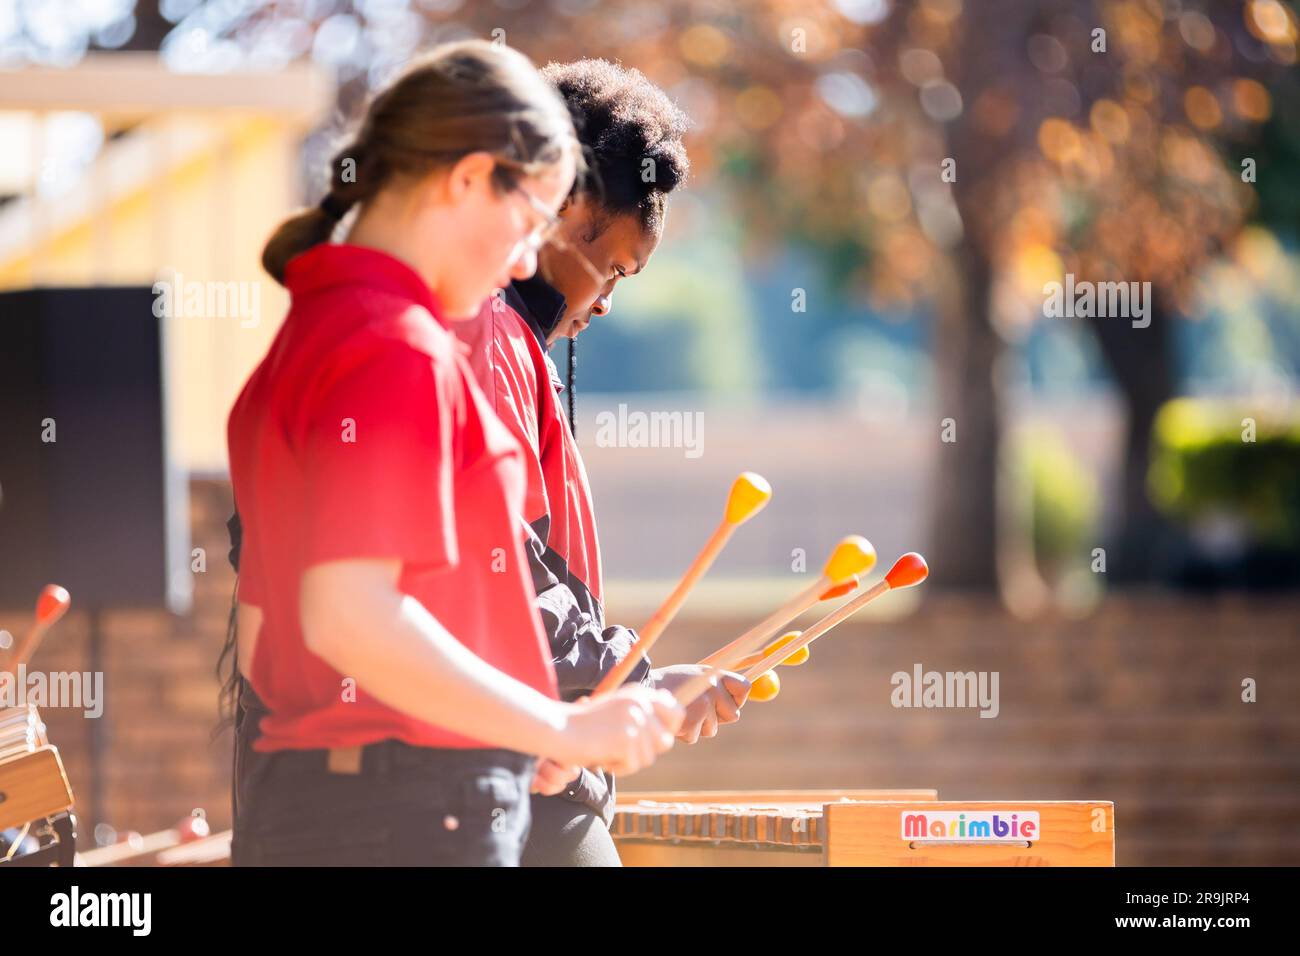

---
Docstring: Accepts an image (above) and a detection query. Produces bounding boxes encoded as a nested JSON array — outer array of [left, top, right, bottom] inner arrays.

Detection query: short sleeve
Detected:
[[488, 318, 549, 524], [300, 343, 459, 571]]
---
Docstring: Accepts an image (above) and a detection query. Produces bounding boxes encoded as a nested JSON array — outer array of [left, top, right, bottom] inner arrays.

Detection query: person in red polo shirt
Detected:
[[457, 60, 750, 866], [226, 42, 680, 867]]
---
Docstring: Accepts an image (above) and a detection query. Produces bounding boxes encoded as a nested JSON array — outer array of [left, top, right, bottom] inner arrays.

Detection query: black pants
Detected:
[[231, 683, 534, 866]]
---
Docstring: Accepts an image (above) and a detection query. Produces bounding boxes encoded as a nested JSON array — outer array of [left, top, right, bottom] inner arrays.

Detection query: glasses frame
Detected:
[[509, 184, 609, 289]]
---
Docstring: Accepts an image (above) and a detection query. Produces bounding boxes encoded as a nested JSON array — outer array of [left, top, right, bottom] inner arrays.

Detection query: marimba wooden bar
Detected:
[[613, 791, 1115, 866]]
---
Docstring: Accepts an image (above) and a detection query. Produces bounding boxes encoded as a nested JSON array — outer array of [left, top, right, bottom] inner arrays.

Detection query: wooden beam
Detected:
[[0, 53, 333, 126]]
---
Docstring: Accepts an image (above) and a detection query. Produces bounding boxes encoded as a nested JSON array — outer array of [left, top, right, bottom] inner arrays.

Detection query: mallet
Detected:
[[674, 536, 877, 707], [741, 553, 928, 683], [733, 574, 860, 671], [592, 472, 771, 697], [4, 584, 71, 669], [697, 538, 875, 670]]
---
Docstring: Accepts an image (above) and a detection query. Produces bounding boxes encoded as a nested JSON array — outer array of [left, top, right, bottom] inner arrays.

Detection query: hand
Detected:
[[651, 664, 750, 745], [530, 758, 580, 796], [550, 686, 683, 775]]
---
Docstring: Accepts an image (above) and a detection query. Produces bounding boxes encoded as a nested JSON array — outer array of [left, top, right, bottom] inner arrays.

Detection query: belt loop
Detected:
[[327, 745, 363, 775]]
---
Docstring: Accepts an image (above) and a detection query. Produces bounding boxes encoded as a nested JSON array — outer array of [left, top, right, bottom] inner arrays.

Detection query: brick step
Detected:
[[1117, 836, 1300, 866], [713, 713, 1300, 750], [642, 751, 1300, 791]]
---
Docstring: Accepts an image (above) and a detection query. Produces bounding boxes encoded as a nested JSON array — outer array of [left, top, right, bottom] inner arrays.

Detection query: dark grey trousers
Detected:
[[521, 793, 622, 867]]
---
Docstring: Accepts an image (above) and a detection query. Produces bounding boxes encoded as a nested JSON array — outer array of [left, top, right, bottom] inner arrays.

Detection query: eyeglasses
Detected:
[[509, 184, 608, 289], [509, 184, 563, 251]]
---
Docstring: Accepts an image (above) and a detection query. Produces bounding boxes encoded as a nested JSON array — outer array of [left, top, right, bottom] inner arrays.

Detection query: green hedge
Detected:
[[1149, 398, 1300, 548]]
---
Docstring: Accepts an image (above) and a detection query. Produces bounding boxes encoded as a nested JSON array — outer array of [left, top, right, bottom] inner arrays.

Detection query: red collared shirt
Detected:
[[227, 244, 557, 752], [456, 296, 603, 602]]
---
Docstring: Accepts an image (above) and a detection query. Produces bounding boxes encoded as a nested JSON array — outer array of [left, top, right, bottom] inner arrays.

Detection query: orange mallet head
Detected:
[[818, 575, 859, 601], [885, 552, 929, 590]]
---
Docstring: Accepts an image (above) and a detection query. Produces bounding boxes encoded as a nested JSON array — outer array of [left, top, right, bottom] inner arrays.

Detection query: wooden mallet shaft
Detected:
[[697, 561, 868, 670], [733, 577, 859, 670], [673, 536, 877, 707], [742, 553, 929, 682], [592, 473, 771, 697]]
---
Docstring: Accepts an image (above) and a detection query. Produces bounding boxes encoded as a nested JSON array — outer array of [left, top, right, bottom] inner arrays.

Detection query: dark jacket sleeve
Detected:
[[560, 768, 617, 828], [522, 517, 652, 702]]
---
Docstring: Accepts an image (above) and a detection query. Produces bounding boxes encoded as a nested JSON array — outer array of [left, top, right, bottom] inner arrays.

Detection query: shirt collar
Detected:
[[284, 243, 445, 324], [504, 273, 567, 350]]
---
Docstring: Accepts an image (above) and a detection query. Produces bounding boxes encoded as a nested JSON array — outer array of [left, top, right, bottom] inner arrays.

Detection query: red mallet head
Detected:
[[37, 584, 71, 625], [819, 575, 860, 601], [177, 814, 211, 842], [884, 553, 929, 590]]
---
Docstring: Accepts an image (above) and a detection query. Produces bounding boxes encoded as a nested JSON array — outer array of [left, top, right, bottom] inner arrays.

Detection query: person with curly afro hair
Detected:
[[454, 58, 753, 867]]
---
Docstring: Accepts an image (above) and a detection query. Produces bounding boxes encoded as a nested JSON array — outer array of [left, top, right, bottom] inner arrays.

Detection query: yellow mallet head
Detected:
[[763, 631, 810, 666], [750, 670, 781, 702], [822, 535, 877, 584], [724, 472, 772, 525]]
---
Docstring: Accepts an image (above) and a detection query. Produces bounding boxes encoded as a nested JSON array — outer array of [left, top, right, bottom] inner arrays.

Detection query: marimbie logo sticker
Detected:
[[901, 810, 1040, 843]]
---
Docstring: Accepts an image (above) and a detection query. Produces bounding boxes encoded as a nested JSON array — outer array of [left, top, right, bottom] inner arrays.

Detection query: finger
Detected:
[[634, 717, 656, 771], [645, 720, 662, 765], [630, 702, 653, 770], [543, 762, 579, 785], [645, 709, 677, 754], [650, 692, 686, 735], [700, 707, 719, 739], [534, 776, 565, 796], [721, 673, 752, 706], [713, 688, 742, 724]]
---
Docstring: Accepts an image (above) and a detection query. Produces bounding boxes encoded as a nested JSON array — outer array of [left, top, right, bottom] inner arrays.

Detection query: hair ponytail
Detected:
[[261, 206, 339, 285]]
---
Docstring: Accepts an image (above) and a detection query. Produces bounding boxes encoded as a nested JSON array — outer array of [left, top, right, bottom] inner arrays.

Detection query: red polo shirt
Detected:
[[227, 244, 557, 753], [457, 296, 603, 602]]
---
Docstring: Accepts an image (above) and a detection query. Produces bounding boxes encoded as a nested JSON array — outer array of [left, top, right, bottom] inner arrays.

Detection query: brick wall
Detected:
[[1, 478, 237, 843], [4, 476, 1296, 864]]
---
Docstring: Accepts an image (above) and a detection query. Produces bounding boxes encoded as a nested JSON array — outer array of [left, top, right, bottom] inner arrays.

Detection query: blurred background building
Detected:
[[0, 0, 1296, 864]]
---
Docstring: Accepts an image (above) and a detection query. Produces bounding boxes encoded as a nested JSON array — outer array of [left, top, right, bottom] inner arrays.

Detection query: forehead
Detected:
[[600, 210, 662, 263]]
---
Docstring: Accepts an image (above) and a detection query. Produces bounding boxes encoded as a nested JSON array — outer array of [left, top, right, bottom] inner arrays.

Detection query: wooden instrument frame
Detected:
[[612, 791, 1115, 867]]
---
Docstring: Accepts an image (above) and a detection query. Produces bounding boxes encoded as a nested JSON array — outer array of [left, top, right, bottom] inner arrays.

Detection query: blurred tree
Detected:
[[18, 0, 1293, 592]]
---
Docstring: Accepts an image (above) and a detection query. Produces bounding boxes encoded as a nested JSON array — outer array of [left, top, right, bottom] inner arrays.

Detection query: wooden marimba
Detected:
[[0, 704, 77, 866], [78, 827, 232, 867], [612, 791, 1115, 866]]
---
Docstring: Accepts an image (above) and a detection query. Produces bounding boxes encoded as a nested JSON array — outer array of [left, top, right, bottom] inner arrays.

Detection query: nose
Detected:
[[509, 246, 538, 281]]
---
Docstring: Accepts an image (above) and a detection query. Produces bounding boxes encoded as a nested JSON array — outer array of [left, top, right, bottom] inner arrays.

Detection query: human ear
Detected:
[[445, 151, 498, 200]]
